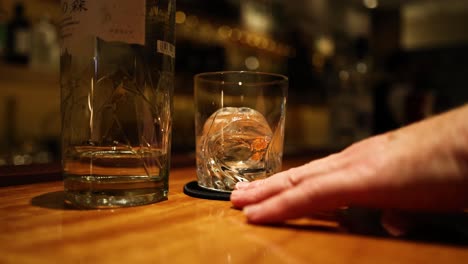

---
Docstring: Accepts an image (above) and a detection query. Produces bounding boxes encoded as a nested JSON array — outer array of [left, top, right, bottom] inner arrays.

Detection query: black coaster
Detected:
[[183, 181, 231, 201]]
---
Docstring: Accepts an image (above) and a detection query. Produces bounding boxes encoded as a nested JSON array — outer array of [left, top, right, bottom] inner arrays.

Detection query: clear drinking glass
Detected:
[[60, 0, 175, 208], [194, 71, 288, 192]]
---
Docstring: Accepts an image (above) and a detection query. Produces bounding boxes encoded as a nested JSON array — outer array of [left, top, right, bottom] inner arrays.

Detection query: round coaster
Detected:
[[183, 181, 231, 201]]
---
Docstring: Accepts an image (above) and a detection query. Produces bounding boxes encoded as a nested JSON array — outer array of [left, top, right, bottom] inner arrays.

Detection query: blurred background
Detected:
[[1, 0, 468, 167]]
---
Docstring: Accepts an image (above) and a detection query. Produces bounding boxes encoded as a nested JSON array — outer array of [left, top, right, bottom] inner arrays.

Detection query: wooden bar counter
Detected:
[[1, 158, 467, 263]]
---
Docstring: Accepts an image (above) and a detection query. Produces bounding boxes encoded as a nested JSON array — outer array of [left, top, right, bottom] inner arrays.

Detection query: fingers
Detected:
[[240, 173, 354, 224], [230, 149, 368, 223], [230, 153, 346, 209], [230, 168, 299, 209]]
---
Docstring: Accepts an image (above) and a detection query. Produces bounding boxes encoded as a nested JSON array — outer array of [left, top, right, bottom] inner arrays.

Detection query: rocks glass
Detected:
[[194, 71, 288, 192]]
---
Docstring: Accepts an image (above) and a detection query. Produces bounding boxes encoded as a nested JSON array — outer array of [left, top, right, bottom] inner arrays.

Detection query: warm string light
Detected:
[[175, 10, 293, 57], [363, 0, 378, 9]]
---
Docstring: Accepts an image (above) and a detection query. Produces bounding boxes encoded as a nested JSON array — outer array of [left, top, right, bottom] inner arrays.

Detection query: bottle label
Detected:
[[60, 0, 145, 53], [157, 40, 175, 58], [15, 29, 31, 55]]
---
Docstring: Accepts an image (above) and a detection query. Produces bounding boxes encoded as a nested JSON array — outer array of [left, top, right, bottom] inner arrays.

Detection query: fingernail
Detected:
[[381, 220, 409, 237], [381, 211, 411, 237], [243, 205, 258, 217], [230, 190, 239, 200], [235, 181, 250, 190]]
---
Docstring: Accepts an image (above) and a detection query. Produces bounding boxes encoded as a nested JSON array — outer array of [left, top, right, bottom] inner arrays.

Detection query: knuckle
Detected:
[[284, 168, 301, 188]]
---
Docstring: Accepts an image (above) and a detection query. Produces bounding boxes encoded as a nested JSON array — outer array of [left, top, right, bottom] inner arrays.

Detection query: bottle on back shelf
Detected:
[[30, 14, 59, 71], [5, 2, 31, 65], [329, 37, 374, 149], [0, 6, 7, 59]]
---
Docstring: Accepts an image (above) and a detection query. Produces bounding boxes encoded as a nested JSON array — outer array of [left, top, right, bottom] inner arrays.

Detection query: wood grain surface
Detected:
[[1, 160, 467, 264]]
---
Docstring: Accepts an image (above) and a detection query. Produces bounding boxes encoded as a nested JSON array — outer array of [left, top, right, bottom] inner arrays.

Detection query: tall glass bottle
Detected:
[[60, 0, 176, 208], [6, 3, 31, 64], [0, 6, 7, 59]]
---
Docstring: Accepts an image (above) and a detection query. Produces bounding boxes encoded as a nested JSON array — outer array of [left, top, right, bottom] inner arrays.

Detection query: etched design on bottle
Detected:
[[60, 0, 175, 208]]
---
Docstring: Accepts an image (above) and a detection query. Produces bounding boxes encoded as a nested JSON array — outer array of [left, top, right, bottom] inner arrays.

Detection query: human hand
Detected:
[[230, 105, 468, 224]]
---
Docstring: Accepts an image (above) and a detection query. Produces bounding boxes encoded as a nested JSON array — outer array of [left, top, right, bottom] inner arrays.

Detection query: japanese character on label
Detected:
[[72, 0, 88, 12]]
